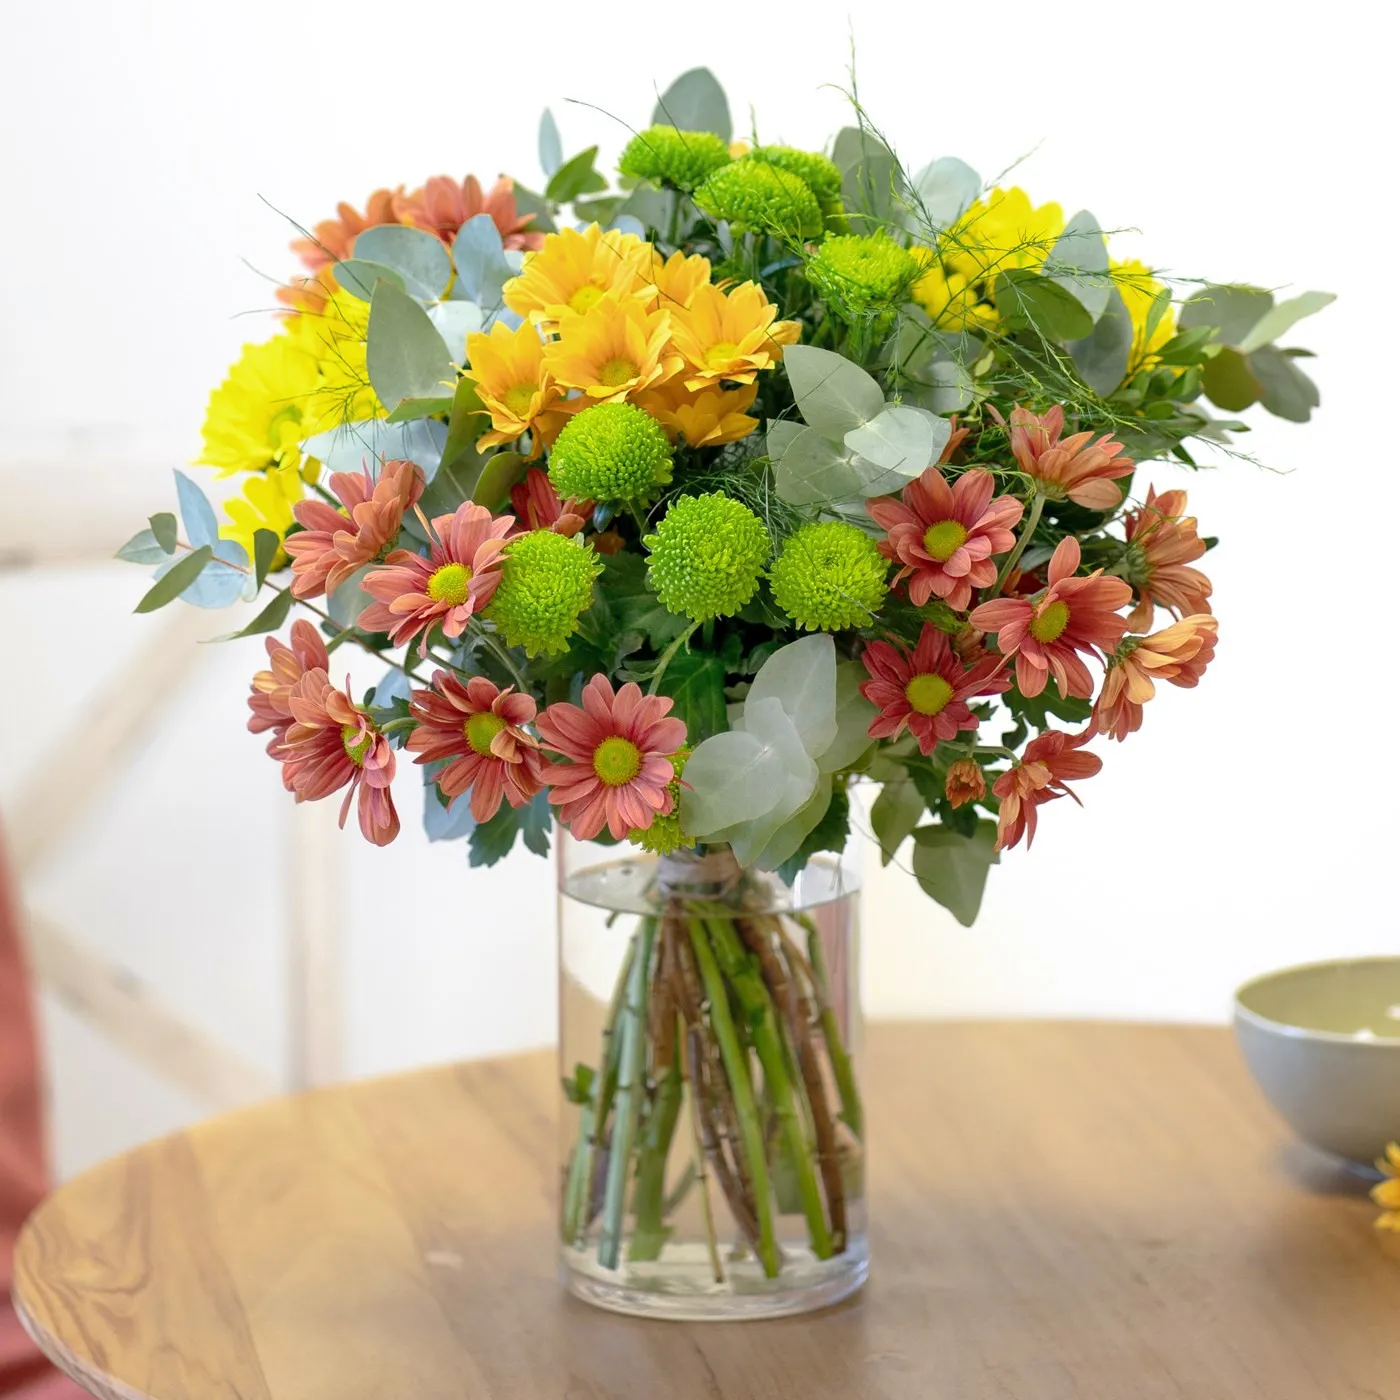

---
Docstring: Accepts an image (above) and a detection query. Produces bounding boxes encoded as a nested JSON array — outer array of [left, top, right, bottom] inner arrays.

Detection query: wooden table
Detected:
[[12, 1023, 1400, 1399]]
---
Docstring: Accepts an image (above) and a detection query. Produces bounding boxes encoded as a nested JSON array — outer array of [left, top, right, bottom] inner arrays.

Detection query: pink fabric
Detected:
[[0, 824, 84, 1399]]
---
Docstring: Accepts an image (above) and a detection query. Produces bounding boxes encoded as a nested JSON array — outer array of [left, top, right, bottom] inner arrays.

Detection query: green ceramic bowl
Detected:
[[1234, 956, 1400, 1168]]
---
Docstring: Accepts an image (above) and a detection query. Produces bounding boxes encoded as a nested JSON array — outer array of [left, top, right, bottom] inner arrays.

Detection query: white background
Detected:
[[1, 0, 1392, 1177]]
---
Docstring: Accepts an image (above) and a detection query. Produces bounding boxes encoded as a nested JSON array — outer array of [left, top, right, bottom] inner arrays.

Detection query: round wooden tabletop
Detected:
[[12, 1023, 1400, 1400]]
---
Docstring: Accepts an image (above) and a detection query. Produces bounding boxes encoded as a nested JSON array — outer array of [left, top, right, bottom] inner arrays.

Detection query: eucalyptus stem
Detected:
[[992, 489, 1046, 596], [687, 918, 781, 1278], [298, 599, 433, 686], [597, 918, 656, 1270]]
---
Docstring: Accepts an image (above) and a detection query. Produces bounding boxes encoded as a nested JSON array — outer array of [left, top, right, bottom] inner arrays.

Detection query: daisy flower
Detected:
[[396, 174, 544, 251], [285, 459, 424, 601], [1373, 1143, 1400, 1232], [359, 502, 514, 656], [1122, 486, 1213, 632], [543, 293, 682, 404], [503, 223, 654, 326], [970, 537, 1132, 699], [536, 675, 686, 841], [463, 320, 573, 456], [944, 759, 987, 809], [860, 623, 1011, 755], [867, 466, 1023, 611], [993, 728, 1101, 852], [991, 403, 1134, 511], [1092, 615, 1218, 742], [666, 281, 800, 389], [280, 673, 400, 846], [408, 672, 545, 823], [246, 620, 330, 762]]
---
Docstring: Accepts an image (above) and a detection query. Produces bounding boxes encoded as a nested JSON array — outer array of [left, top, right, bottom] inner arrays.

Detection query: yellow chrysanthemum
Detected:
[[543, 293, 682, 403], [635, 380, 760, 448], [464, 319, 573, 455], [1113, 258, 1177, 371], [651, 249, 714, 312], [290, 291, 384, 431], [1374, 1143, 1400, 1233], [219, 459, 305, 570], [197, 331, 321, 477], [943, 187, 1065, 281], [503, 223, 653, 327], [667, 281, 800, 390], [910, 246, 996, 331]]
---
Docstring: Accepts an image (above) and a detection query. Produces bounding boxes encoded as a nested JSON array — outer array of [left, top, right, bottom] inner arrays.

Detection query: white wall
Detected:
[[1, 0, 1392, 1175]]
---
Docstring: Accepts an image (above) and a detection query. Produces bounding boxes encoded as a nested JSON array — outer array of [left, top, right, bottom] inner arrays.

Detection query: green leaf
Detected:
[[782, 345, 884, 440], [148, 512, 178, 554], [906, 156, 980, 233], [441, 377, 487, 472], [994, 269, 1094, 342], [1144, 286, 1173, 344], [468, 802, 522, 866], [1236, 290, 1334, 354], [776, 786, 850, 883], [1005, 685, 1092, 733], [1069, 285, 1133, 397], [651, 67, 732, 141], [832, 126, 903, 223], [134, 545, 212, 613], [1201, 346, 1262, 412], [385, 395, 455, 423], [607, 551, 690, 649], [538, 108, 563, 178], [1251, 346, 1320, 423], [654, 650, 727, 744], [910, 821, 999, 927], [471, 450, 530, 510], [1178, 284, 1273, 345], [350, 226, 452, 301], [424, 775, 477, 842], [117, 528, 174, 565], [1047, 210, 1110, 322], [871, 778, 925, 866], [519, 790, 552, 858], [546, 146, 607, 204], [747, 634, 838, 759], [512, 182, 558, 235], [844, 404, 951, 494], [451, 216, 513, 309], [252, 529, 278, 588], [769, 421, 863, 506], [331, 259, 407, 302], [175, 470, 219, 547], [222, 586, 294, 639], [818, 662, 878, 774], [367, 281, 456, 410]]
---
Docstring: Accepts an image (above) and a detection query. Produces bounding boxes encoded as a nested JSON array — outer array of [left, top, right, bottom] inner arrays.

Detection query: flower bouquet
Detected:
[[122, 67, 1327, 1316]]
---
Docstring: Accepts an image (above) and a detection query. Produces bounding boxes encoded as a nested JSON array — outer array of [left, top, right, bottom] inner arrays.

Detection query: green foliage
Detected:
[[910, 821, 999, 927], [651, 67, 732, 142], [545, 147, 608, 205], [777, 786, 851, 884], [351, 226, 453, 301], [366, 281, 456, 411], [870, 777, 924, 866], [149, 512, 178, 554], [652, 650, 727, 743], [134, 546, 211, 613]]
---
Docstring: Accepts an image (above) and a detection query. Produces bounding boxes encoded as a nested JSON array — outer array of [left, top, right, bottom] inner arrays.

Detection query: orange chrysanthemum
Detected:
[[944, 759, 987, 810], [666, 280, 801, 390], [993, 728, 1101, 852], [1092, 615, 1218, 742], [464, 320, 573, 455], [395, 174, 543, 252], [509, 467, 592, 538], [634, 379, 760, 448], [292, 187, 406, 272], [246, 620, 330, 765], [543, 294, 682, 403], [991, 403, 1134, 511], [1122, 486, 1213, 633], [503, 223, 654, 326]]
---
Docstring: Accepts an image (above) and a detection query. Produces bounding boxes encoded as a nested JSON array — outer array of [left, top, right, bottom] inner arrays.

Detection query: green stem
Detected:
[[796, 912, 864, 1141], [992, 489, 1046, 597], [646, 621, 700, 697], [687, 918, 781, 1278], [469, 620, 529, 693], [298, 600, 433, 686], [597, 918, 656, 1270], [627, 1056, 684, 1262], [705, 918, 833, 1261]]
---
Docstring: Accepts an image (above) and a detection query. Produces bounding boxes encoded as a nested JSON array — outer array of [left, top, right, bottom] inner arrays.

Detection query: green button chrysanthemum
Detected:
[[805, 232, 920, 322], [629, 747, 693, 855], [484, 529, 603, 657], [750, 145, 843, 206], [693, 157, 824, 239], [618, 126, 733, 192], [643, 492, 772, 623], [548, 402, 673, 504], [769, 521, 889, 632]]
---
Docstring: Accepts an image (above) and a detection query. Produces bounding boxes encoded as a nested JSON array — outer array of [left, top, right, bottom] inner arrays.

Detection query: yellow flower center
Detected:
[[569, 283, 606, 315], [1029, 599, 1071, 644], [704, 340, 742, 369], [501, 382, 537, 419], [427, 562, 472, 607], [592, 735, 642, 787], [341, 724, 373, 767], [922, 520, 968, 562], [464, 710, 507, 757], [597, 356, 640, 388], [905, 673, 954, 717]]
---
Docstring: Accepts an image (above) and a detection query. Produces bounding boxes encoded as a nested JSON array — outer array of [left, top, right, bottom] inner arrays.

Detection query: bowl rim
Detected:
[[1233, 954, 1400, 1046]]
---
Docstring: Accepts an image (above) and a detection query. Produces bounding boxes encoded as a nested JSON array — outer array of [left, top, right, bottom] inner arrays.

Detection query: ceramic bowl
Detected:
[[1234, 956, 1400, 1168]]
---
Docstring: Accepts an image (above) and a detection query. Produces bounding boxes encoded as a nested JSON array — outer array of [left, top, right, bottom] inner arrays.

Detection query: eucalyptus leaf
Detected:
[[331, 259, 406, 302], [471, 449, 531, 510], [451, 214, 514, 311], [994, 269, 1094, 342], [818, 662, 879, 774], [783, 345, 884, 440], [752, 775, 834, 873], [651, 67, 731, 141], [367, 281, 456, 410], [1069, 285, 1133, 397], [428, 300, 483, 363], [1179, 284, 1273, 346], [539, 108, 563, 178], [149, 512, 178, 554], [902, 358, 976, 415], [1236, 290, 1334, 354], [157, 538, 249, 609], [217, 586, 294, 639], [844, 404, 949, 490], [424, 778, 477, 842], [350, 226, 452, 301], [1047, 210, 1110, 323], [327, 564, 374, 627], [907, 156, 980, 234], [301, 418, 448, 482], [911, 820, 999, 927], [174, 470, 219, 548], [1201, 346, 1262, 412], [136, 545, 212, 612], [116, 528, 174, 565], [385, 395, 455, 423], [716, 698, 820, 865], [833, 126, 903, 223], [747, 634, 837, 759], [546, 147, 607, 205], [252, 529, 278, 587], [1251, 345, 1319, 422], [871, 778, 924, 866], [511, 183, 558, 236], [770, 423, 865, 506]]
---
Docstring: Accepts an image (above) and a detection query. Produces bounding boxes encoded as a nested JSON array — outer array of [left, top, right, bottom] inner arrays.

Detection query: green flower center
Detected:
[[427, 562, 472, 607], [341, 724, 373, 767], [598, 356, 640, 387], [704, 340, 742, 368], [569, 283, 606, 315], [464, 710, 507, 757], [501, 382, 537, 418], [922, 520, 968, 563], [592, 735, 642, 787], [905, 673, 954, 717], [1029, 599, 1070, 644]]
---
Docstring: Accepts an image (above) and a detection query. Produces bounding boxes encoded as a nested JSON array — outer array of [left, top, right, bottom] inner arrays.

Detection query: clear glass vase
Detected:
[[557, 831, 867, 1320]]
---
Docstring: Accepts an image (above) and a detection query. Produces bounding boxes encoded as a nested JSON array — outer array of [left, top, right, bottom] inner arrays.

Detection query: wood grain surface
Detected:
[[13, 1023, 1400, 1399]]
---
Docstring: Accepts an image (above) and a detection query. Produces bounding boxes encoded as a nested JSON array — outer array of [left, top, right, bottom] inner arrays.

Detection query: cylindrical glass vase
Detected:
[[557, 832, 866, 1320]]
